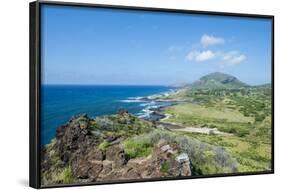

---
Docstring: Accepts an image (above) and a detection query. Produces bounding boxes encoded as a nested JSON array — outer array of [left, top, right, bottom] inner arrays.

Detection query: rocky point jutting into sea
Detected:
[[41, 111, 194, 185]]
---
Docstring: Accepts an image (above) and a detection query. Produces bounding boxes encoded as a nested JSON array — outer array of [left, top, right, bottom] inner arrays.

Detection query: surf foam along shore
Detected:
[[119, 89, 183, 122]]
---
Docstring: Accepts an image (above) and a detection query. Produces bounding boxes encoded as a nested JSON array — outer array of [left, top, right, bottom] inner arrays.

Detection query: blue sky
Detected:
[[41, 4, 272, 85]]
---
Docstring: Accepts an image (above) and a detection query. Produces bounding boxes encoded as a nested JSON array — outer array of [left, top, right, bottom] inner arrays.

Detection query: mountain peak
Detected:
[[200, 72, 234, 79], [191, 72, 248, 89]]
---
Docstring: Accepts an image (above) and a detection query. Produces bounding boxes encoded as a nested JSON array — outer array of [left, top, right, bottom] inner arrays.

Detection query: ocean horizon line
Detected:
[[42, 84, 174, 87]]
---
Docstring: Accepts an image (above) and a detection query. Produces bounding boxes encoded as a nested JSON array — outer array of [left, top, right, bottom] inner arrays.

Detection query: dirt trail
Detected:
[[157, 121, 232, 136]]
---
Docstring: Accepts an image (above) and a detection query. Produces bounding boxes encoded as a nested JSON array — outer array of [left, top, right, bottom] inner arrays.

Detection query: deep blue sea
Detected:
[[41, 85, 174, 145]]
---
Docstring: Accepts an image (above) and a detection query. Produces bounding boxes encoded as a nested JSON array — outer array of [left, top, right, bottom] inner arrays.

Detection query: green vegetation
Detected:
[[42, 165, 75, 185], [165, 103, 253, 123], [160, 161, 170, 173], [91, 112, 153, 138], [191, 72, 248, 89], [162, 84, 272, 173], [123, 129, 237, 174], [41, 139, 76, 185], [98, 141, 110, 153], [123, 139, 152, 158], [184, 133, 271, 172], [61, 166, 75, 184]]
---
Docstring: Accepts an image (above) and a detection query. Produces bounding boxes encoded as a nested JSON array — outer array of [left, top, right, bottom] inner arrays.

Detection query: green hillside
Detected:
[[190, 72, 249, 89]]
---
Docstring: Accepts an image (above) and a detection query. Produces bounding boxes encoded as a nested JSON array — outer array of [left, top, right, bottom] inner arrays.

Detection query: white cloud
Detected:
[[186, 50, 246, 65], [179, 34, 246, 67], [230, 55, 246, 64], [200, 34, 225, 47], [196, 51, 216, 61], [221, 51, 246, 65], [186, 50, 216, 62], [186, 51, 198, 60]]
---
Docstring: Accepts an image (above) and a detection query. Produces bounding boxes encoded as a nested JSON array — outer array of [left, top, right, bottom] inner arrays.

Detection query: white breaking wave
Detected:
[[128, 96, 143, 100], [119, 99, 144, 103], [119, 89, 174, 119], [139, 101, 156, 107], [138, 108, 153, 119], [119, 96, 146, 103]]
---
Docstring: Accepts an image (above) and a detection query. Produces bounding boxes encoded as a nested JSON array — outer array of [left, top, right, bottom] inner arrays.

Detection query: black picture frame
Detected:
[[29, 1, 274, 189]]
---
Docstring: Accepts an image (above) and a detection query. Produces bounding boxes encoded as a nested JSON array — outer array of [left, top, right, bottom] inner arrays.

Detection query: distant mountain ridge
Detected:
[[190, 72, 249, 89]]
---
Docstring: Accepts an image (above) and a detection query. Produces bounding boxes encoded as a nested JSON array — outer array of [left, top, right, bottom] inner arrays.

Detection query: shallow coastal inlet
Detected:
[[38, 3, 273, 187]]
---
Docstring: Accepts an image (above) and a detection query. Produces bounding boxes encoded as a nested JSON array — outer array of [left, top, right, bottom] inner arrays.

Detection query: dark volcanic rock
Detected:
[[122, 168, 142, 179], [41, 114, 192, 185], [86, 149, 104, 162], [55, 117, 100, 163], [88, 161, 103, 180], [105, 144, 127, 167], [99, 160, 113, 177], [117, 139, 191, 179], [72, 159, 91, 179]]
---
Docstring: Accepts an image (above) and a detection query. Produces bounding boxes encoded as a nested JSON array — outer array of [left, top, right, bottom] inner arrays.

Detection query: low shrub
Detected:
[[61, 166, 75, 184], [160, 161, 170, 173], [129, 129, 238, 175], [123, 139, 152, 158], [98, 141, 110, 153]]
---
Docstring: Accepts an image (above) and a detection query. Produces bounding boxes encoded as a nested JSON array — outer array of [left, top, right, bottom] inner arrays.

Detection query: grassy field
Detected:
[[165, 103, 253, 124], [181, 132, 271, 172], [162, 87, 272, 173]]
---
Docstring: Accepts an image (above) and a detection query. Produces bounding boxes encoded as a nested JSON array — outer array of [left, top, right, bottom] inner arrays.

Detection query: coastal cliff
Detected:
[[41, 112, 193, 185]]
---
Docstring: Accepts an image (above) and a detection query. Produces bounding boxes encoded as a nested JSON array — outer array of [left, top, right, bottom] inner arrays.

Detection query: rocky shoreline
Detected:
[[41, 112, 192, 185], [135, 91, 186, 122], [139, 99, 187, 122]]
